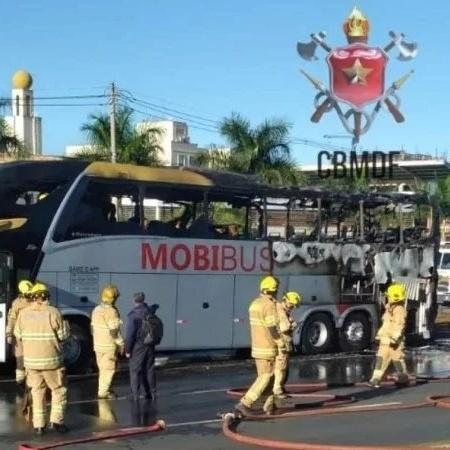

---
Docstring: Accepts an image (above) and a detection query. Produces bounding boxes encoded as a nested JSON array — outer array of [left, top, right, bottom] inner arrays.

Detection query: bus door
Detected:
[[175, 274, 234, 349], [0, 252, 12, 362]]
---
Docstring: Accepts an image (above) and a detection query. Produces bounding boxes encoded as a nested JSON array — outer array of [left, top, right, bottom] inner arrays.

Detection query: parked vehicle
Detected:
[[0, 161, 439, 371]]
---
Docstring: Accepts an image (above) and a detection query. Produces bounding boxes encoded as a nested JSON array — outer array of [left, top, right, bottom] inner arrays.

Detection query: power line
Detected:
[[119, 90, 220, 126], [118, 87, 223, 122], [119, 89, 221, 125], [10, 102, 107, 107], [118, 96, 220, 133], [0, 94, 107, 102], [120, 102, 220, 134], [291, 138, 351, 152], [122, 96, 220, 131]]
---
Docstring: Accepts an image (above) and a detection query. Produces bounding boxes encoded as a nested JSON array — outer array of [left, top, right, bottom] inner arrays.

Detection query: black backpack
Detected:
[[141, 313, 164, 346]]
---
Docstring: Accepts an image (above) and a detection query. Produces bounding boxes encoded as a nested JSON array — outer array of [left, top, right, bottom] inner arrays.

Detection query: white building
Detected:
[[5, 70, 42, 155], [136, 120, 206, 166], [65, 144, 98, 157]]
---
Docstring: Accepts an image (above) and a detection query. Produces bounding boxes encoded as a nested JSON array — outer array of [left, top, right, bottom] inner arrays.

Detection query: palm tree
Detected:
[[75, 106, 163, 165], [196, 113, 301, 185]]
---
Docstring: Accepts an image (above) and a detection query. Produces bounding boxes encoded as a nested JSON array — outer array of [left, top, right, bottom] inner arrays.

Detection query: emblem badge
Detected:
[[297, 6, 417, 145]]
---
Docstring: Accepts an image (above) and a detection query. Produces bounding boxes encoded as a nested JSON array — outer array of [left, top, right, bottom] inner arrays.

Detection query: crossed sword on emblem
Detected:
[[297, 31, 417, 142]]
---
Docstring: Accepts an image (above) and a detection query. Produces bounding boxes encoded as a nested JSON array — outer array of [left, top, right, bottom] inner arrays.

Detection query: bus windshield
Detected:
[[0, 160, 88, 279]]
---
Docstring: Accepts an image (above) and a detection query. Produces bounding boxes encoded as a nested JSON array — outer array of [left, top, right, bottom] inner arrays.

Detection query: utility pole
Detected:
[[110, 82, 117, 163]]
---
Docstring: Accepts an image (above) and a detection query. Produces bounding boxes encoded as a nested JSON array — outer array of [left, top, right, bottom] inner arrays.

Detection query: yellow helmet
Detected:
[[283, 291, 301, 308], [18, 280, 33, 295], [101, 285, 120, 304], [30, 282, 50, 300], [386, 283, 406, 304], [260, 276, 279, 294]]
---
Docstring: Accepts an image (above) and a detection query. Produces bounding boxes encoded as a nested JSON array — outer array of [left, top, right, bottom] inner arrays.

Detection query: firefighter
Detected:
[[235, 275, 286, 416], [6, 280, 33, 384], [369, 283, 409, 388], [273, 291, 301, 398], [14, 282, 69, 435], [92, 285, 125, 399]]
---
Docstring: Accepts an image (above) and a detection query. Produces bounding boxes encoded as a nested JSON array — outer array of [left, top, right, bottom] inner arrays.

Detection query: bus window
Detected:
[[143, 199, 196, 237], [441, 253, 450, 270], [209, 202, 247, 239], [288, 199, 321, 241], [58, 179, 141, 240]]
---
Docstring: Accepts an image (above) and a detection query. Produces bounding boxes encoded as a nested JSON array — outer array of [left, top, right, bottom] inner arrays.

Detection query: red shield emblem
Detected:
[[327, 44, 388, 110]]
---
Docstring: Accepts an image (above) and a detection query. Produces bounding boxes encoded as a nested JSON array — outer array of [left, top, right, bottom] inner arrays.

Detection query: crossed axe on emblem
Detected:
[[297, 30, 417, 62], [297, 31, 417, 143]]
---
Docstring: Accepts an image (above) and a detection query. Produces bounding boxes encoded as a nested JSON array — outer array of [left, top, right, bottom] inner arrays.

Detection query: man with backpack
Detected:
[[125, 293, 163, 401]]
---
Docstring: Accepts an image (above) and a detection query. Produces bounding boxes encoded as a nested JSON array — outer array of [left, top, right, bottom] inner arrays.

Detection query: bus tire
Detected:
[[339, 312, 371, 352], [301, 313, 334, 354], [63, 321, 92, 374]]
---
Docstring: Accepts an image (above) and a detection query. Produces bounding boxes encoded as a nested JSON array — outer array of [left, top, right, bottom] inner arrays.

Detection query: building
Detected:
[[65, 145, 98, 157], [135, 120, 206, 166], [4, 70, 42, 155], [66, 120, 208, 167]]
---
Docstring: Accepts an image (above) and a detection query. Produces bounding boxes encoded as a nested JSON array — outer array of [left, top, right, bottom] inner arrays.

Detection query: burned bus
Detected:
[[0, 160, 439, 371]]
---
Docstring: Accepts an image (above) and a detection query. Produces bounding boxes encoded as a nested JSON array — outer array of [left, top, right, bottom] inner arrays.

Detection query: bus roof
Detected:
[[83, 162, 430, 205], [85, 162, 215, 187], [0, 160, 431, 205], [0, 160, 89, 191]]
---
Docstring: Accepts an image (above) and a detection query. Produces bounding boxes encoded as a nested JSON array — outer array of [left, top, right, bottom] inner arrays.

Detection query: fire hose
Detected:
[[18, 420, 165, 450], [223, 379, 450, 450]]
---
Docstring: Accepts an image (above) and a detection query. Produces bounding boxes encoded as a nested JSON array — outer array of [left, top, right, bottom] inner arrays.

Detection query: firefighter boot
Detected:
[[234, 402, 253, 418], [393, 360, 409, 387], [49, 422, 69, 433], [368, 357, 383, 388], [263, 394, 275, 416]]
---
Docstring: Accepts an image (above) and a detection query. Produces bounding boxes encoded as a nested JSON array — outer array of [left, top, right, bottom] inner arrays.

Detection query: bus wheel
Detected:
[[63, 322, 92, 374], [339, 312, 371, 352], [301, 313, 334, 354]]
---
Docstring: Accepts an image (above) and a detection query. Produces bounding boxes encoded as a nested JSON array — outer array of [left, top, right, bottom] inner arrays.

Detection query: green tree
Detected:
[[75, 106, 163, 165], [435, 176, 450, 216], [0, 117, 28, 158], [196, 113, 302, 186]]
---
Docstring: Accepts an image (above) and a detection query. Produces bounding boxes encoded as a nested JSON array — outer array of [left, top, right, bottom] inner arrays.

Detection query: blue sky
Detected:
[[1, 0, 448, 164]]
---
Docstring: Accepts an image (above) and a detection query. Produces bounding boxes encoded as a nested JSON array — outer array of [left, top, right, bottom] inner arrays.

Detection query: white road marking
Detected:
[[180, 388, 229, 395], [166, 419, 222, 428]]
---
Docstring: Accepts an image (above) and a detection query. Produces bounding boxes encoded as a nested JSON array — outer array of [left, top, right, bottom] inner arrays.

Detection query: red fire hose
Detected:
[[18, 419, 165, 450], [223, 380, 450, 449]]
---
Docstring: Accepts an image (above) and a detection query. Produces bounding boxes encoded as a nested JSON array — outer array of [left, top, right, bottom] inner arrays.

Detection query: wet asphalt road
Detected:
[[3, 348, 450, 450]]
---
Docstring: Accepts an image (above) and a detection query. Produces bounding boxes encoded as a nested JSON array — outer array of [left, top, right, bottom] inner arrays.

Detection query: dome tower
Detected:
[[5, 69, 42, 155]]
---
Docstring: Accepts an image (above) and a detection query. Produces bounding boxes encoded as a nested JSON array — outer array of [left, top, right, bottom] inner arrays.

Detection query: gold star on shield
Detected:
[[342, 58, 373, 85]]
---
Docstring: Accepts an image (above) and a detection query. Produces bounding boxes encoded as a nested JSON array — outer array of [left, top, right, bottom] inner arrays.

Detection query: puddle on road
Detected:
[[295, 346, 450, 384], [2, 346, 450, 436], [74, 398, 158, 429]]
